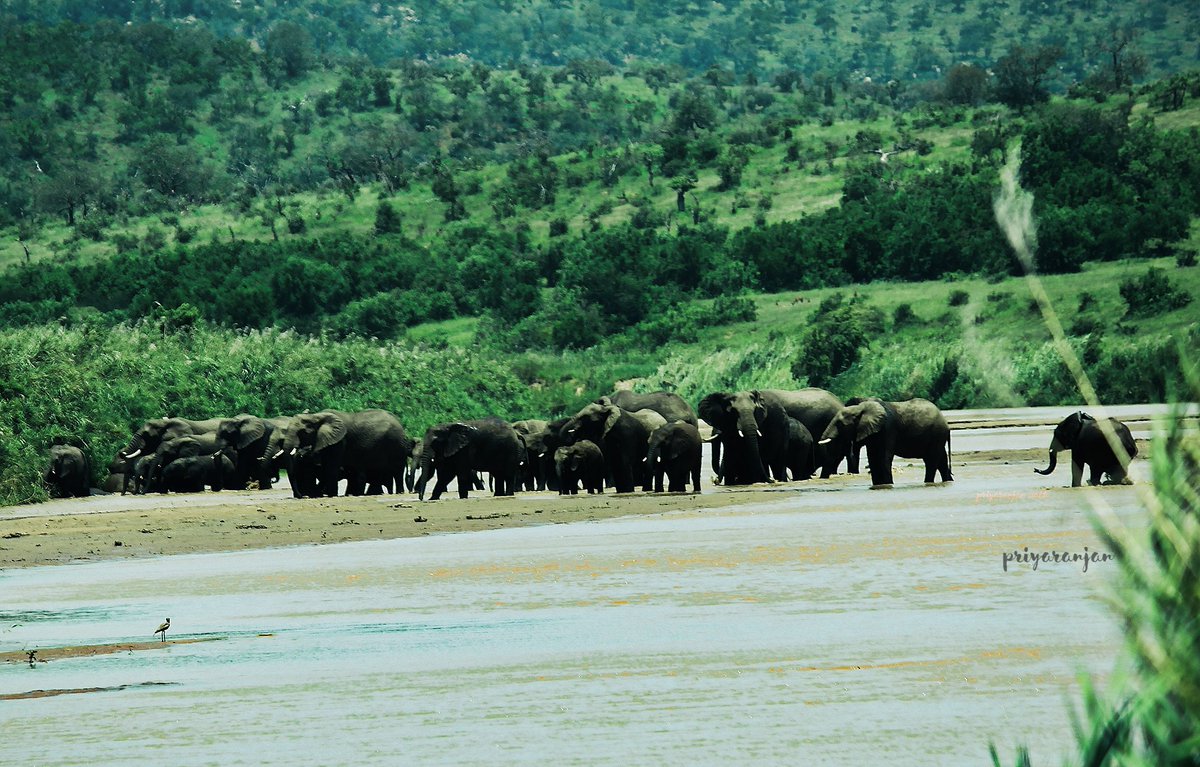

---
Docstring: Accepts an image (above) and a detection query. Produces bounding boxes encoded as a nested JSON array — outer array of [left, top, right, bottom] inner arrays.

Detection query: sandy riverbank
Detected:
[[0, 445, 1090, 570]]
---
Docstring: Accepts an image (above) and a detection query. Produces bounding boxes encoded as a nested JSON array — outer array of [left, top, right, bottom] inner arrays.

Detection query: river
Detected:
[[0, 406, 1173, 766]]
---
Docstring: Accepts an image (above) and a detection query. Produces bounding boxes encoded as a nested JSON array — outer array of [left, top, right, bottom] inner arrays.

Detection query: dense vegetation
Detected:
[[0, 3, 1198, 504]]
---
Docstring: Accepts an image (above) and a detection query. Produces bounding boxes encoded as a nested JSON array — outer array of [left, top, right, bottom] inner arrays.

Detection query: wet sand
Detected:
[[0, 441, 1151, 570]]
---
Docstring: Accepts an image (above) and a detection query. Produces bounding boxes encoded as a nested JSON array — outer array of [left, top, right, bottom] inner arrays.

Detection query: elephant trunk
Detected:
[[1035, 438, 1064, 476], [737, 414, 769, 483]]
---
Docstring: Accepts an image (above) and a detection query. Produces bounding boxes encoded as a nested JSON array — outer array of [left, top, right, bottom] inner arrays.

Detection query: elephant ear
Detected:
[[443, 423, 476, 457], [601, 405, 623, 439], [698, 393, 731, 430], [315, 415, 348, 452], [236, 417, 267, 450], [855, 401, 887, 442]]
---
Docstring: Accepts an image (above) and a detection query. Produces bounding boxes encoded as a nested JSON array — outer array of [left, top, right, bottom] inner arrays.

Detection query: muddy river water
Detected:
[[0, 406, 1183, 766]]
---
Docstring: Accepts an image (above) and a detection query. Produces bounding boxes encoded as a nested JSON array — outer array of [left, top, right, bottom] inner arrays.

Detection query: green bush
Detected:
[[1120, 267, 1193, 317], [893, 303, 917, 326], [948, 289, 970, 306]]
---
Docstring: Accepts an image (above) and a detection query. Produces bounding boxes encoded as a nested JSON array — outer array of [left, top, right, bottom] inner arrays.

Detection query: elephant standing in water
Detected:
[[281, 409, 413, 497], [762, 388, 846, 477], [819, 398, 952, 486], [1035, 411, 1137, 487], [45, 443, 91, 498], [414, 418, 523, 500], [698, 390, 785, 485]]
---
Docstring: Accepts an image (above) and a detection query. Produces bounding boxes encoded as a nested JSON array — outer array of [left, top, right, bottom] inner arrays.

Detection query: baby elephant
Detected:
[[160, 453, 237, 493], [645, 422, 702, 493], [1035, 411, 1137, 487], [555, 441, 605, 495], [45, 444, 91, 498]]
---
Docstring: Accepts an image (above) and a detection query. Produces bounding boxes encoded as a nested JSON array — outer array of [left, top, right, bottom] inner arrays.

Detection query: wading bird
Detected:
[[154, 618, 171, 642]]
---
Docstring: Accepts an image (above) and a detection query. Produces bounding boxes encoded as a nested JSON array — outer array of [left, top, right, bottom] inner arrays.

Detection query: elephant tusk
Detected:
[[123, 449, 141, 459], [817, 438, 832, 445]]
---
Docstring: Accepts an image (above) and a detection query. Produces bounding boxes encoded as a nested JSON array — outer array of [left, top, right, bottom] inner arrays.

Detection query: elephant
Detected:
[[257, 416, 295, 490], [145, 433, 224, 493], [121, 417, 225, 461], [160, 453, 237, 494], [216, 414, 292, 490], [784, 416, 816, 482], [645, 422, 702, 493], [819, 398, 952, 486], [628, 408, 668, 436], [761, 388, 847, 477], [513, 419, 552, 491], [698, 390, 785, 485], [555, 440, 605, 495], [44, 443, 91, 498], [280, 410, 412, 498], [600, 390, 698, 426], [414, 418, 523, 500], [561, 402, 652, 493], [1035, 411, 1137, 487]]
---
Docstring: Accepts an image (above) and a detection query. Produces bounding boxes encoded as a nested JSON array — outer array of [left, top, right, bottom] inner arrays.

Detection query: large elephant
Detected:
[[698, 390, 784, 485], [281, 409, 412, 498], [562, 402, 652, 493], [215, 414, 291, 490], [602, 390, 698, 426], [761, 388, 847, 477], [121, 417, 224, 461], [1035, 412, 1137, 487], [414, 418, 523, 500], [646, 422, 702, 493], [512, 419, 552, 491], [258, 416, 295, 489], [45, 443, 91, 498], [819, 398, 952, 486], [555, 440, 605, 495]]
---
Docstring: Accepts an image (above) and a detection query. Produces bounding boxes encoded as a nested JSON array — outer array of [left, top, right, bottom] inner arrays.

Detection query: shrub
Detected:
[[948, 289, 970, 306], [1176, 249, 1198, 267], [548, 217, 569, 237], [286, 216, 306, 235], [374, 202, 402, 235], [893, 303, 917, 326], [1119, 267, 1193, 317]]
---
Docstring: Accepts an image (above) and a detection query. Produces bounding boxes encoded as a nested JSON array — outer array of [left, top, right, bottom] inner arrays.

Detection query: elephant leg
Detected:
[[1088, 463, 1104, 486], [456, 466, 474, 499], [1071, 459, 1084, 487], [867, 446, 893, 486]]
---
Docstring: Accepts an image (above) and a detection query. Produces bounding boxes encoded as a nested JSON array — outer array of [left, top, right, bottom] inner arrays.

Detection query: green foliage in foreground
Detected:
[[0, 323, 532, 505], [991, 389, 1200, 766]]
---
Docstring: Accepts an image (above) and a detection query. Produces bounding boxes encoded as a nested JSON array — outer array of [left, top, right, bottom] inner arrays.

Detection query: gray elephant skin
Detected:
[[415, 418, 523, 500], [45, 444, 91, 498], [783, 416, 815, 482], [764, 388, 847, 477], [215, 414, 292, 490], [698, 390, 783, 485], [1035, 411, 1137, 487], [646, 422, 702, 493], [602, 390, 698, 426], [283, 409, 412, 498], [513, 419, 552, 491], [122, 417, 224, 461], [819, 397, 952, 486], [562, 402, 652, 493], [144, 433, 223, 493], [555, 440, 605, 495]]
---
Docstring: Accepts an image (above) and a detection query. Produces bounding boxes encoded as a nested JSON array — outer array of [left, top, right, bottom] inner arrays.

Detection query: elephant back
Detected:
[[606, 390, 698, 426]]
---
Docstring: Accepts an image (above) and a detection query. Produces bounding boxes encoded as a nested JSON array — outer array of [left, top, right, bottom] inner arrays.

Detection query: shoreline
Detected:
[[0, 445, 1142, 571]]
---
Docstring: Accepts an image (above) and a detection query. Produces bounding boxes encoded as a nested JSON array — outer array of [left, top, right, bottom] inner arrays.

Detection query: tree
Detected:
[[943, 63, 989, 105], [265, 22, 314, 81], [374, 201, 402, 235], [993, 44, 1063, 109], [670, 166, 698, 213], [1091, 25, 1147, 94]]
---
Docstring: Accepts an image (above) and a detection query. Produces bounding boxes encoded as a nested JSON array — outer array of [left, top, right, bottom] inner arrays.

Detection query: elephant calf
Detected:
[[160, 454, 237, 493], [555, 440, 605, 495], [646, 423, 702, 493], [1035, 411, 1137, 487]]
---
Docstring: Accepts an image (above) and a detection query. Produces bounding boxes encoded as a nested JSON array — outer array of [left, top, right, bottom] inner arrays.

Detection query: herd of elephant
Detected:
[[41, 388, 1139, 501]]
